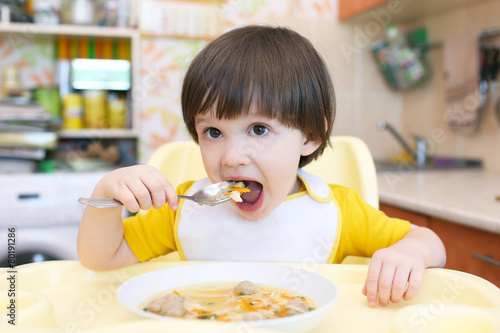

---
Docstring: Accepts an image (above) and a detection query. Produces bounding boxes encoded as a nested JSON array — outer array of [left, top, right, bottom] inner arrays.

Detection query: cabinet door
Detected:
[[338, 0, 390, 20], [379, 203, 430, 228], [431, 217, 500, 288]]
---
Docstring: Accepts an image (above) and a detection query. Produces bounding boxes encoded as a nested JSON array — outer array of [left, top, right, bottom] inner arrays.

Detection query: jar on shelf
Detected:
[[62, 93, 83, 129], [107, 93, 126, 128], [1, 65, 24, 99], [61, 0, 96, 25], [33, 2, 60, 25], [83, 90, 106, 128], [95, 0, 129, 27]]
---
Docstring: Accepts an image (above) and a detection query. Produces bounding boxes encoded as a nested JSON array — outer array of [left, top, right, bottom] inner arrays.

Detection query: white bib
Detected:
[[177, 170, 338, 263]]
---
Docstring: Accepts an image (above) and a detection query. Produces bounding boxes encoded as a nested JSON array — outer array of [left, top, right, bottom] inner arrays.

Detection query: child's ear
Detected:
[[301, 136, 321, 157]]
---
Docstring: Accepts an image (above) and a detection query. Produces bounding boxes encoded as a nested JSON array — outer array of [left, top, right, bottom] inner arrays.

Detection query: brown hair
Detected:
[[181, 25, 335, 167]]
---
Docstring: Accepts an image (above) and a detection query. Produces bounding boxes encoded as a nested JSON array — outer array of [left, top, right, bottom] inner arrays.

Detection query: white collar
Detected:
[[297, 169, 334, 203]]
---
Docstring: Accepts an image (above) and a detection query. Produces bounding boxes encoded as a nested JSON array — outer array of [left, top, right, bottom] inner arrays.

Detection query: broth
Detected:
[[143, 281, 316, 322]]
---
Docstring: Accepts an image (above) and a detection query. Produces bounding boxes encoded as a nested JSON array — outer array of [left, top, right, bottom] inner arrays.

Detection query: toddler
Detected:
[[78, 25, 446, 306]]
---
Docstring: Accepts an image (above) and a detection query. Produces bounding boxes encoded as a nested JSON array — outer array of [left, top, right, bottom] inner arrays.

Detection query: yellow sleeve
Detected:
[[123, 181, 195, 262], [331, 185, 411, 263]]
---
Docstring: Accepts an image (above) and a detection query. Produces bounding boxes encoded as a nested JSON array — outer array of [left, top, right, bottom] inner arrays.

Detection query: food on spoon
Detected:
[[224, 181, 250, 202], [143, 280, 315, 321]]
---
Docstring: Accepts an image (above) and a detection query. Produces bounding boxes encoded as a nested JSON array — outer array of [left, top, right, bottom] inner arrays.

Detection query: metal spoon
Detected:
[[78, 181, 234, 208]]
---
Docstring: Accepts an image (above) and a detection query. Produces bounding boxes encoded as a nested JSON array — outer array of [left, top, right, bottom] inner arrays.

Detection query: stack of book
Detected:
[[0, 102, 57, 173]]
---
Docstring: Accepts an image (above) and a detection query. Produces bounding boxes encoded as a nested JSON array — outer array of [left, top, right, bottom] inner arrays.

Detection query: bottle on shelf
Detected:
[[107, 93, 126, 129], [1, 65, 24, 99], [61, 0, 96, 25], [62, 93, 83, 129], [83, 90, 106, 128]]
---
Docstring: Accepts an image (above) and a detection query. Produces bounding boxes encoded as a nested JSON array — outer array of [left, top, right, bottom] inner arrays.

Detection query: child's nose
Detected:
[[221, 140, 253, 167]]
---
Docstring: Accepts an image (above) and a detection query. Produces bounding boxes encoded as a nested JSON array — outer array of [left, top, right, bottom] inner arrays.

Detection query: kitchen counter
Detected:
[[377, 169, 500, 234]]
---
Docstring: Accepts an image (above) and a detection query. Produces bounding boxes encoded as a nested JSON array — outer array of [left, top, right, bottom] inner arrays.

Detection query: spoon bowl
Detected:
[[178, 181, 233, 205]]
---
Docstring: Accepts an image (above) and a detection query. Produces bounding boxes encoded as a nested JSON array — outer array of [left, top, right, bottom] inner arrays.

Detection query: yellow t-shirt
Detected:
[[124, 177, 410, 263]]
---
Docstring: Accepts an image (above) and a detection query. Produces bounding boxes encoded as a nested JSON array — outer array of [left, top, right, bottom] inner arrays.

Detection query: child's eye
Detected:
[[250, 124, 268, 136], [206, 127, 222, 139]]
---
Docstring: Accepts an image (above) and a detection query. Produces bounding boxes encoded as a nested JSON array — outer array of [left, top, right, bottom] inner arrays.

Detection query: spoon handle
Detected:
[[78, 197, 123, 208], [78, 196, 196, 208], [78, 194, 229, 208], [177, 195, 194, 201]]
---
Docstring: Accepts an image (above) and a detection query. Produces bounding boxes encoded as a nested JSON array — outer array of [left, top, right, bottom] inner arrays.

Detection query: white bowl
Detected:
[[116, 262, 339, 333]]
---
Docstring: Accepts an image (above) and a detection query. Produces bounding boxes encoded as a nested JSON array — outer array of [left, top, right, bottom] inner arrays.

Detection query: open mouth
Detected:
[[239, 181, 262, 204], [227, 180, 263, 209]]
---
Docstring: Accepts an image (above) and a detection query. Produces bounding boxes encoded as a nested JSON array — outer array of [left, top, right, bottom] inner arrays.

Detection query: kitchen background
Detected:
[[2, 0, 499, 170], [0, 0, 499, 284]]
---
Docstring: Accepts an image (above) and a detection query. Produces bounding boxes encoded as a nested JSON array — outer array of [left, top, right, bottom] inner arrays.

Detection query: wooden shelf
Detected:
[[58, 129, 138, 139], [0, 23, 139, 38], [140, 32, 215, 41], [0, 23, 142, 141], [338, 0, 388, 21], [339, 0, 494, 22]]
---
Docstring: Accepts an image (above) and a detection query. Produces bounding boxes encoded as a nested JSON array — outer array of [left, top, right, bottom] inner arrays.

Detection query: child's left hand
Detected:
[[362, 245, 425, 306], [361, 225, 446, 306]]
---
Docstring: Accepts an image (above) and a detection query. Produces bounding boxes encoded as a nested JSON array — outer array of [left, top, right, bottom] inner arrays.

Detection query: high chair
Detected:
[[147, 136, 379, 209]]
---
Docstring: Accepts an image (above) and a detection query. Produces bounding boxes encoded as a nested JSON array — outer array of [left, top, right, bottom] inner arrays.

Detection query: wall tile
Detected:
[[465, 0, 500, 32], [358, 91, 404, 160], [402, 0, 500, 171], [425, 7, 467, 41]]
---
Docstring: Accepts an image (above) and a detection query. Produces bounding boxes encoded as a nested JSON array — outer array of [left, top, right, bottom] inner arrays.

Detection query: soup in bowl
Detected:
[[117, 262, 338, 333], [143, 280, 316, 321]]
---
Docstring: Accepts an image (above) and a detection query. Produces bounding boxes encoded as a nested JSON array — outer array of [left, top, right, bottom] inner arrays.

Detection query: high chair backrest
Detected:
[[147, 140, 208, 188], [147, 136, 378, 209], [303, 136, 379, 209]]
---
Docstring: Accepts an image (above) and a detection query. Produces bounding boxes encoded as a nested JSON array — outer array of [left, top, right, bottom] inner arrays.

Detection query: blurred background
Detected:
[[0, 0, 498, 170]]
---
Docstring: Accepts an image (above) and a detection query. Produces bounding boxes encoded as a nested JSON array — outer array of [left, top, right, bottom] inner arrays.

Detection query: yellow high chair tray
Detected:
[[1, 261, 500, 333]]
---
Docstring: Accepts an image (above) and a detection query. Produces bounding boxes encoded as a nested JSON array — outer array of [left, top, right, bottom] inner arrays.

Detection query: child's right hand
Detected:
[[93, 165, 179, 213]]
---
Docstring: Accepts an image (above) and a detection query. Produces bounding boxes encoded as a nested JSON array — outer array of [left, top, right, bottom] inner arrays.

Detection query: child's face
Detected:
[[195, 109, 320, 220]]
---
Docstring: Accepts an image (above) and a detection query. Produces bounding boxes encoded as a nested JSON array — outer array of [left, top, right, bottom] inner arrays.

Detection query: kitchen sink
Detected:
[[374, 157, 483, 172]]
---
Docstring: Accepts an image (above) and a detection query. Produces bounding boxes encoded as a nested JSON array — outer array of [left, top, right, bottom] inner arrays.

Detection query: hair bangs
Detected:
[[196, 45, 297, 127]]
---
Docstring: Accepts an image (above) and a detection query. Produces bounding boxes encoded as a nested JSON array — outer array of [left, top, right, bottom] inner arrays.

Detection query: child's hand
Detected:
[[94, 165, 179, 213], [361, 245, 425, 306], [361, 225, 445, 306]]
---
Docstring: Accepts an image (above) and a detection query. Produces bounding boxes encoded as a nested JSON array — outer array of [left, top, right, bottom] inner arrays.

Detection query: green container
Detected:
[[35, 87, 61, 119]]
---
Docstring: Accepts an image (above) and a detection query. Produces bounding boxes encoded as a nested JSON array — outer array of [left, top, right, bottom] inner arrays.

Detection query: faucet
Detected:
[[377, 121, 427, 166]]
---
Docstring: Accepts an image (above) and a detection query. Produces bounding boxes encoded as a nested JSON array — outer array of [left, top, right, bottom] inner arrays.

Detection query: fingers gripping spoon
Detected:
[[78, 181, 235, 208]]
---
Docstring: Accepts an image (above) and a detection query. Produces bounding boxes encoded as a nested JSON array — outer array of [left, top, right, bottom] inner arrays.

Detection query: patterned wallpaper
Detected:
[[137, 38, 205, 159], [0, 37, 55, 91]]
